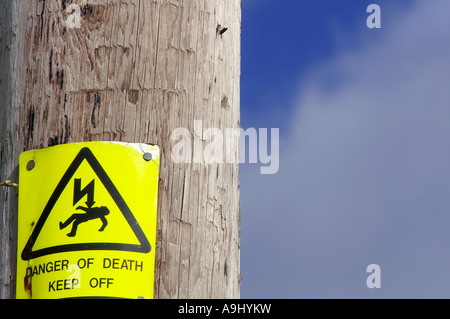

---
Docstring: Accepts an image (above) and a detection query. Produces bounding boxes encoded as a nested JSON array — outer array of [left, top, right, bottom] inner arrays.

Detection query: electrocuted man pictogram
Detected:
[[60, 205, 110, 237]]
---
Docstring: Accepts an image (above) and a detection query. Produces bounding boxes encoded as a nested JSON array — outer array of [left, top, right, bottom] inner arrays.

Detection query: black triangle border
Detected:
[[21, 147, 151, 261]]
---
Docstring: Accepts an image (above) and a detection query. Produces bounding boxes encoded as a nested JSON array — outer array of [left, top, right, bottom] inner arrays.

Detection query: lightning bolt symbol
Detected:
[[73, 178, 95, 208]]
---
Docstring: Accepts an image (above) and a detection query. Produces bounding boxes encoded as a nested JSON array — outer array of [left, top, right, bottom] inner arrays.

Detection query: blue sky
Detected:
[[240, 0, 450, 298], [241, 0, 409, 132]]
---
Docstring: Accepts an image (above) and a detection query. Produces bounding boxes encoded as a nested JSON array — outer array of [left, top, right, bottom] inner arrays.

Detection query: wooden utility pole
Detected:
[[0, 0, 241, 299]]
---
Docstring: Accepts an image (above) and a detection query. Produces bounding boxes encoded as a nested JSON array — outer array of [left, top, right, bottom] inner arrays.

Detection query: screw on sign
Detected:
[[16, 142, 160, 299]]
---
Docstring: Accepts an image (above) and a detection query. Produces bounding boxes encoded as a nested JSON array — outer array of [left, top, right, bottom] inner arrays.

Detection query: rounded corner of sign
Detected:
[[140, 143, 160, 160], [18, 151, 27, 162], [19, 149, 35, 162], [150, 145, 160, 158], [149, 143, 160, 151], [143, 142, 160, 151]]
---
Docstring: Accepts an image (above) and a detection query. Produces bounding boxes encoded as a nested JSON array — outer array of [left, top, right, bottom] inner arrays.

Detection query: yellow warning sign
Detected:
[[16, 142, 160, 299]]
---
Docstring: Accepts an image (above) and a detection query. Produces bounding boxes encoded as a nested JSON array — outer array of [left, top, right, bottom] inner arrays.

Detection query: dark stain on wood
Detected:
[[39, 0, 46, 41], [221, 96, 229, 109], [48, 115, 70, 146], [56, 69, 64, 90], [91, 92, 101, 128], [128, 90, 139, 104], [48, 136, 59, 146], [42, 107, 48, 121], [64, 115, 70, 144], [63, 94, 67, 111], [81, 3, 94, 17], [24, 105, 35, 148], [224, 259, 228, 277], [49, 48, 53, 83]]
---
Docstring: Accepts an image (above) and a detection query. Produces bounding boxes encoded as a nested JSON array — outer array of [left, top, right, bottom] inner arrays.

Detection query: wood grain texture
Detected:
[[0, 0, 240, 299]]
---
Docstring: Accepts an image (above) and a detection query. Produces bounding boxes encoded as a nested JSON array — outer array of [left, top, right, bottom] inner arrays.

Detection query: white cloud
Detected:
[[241, 0, 450, 298]]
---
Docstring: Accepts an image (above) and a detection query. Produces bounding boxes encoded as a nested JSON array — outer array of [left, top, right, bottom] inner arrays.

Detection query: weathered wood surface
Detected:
[[0, 0, 241, 299]]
